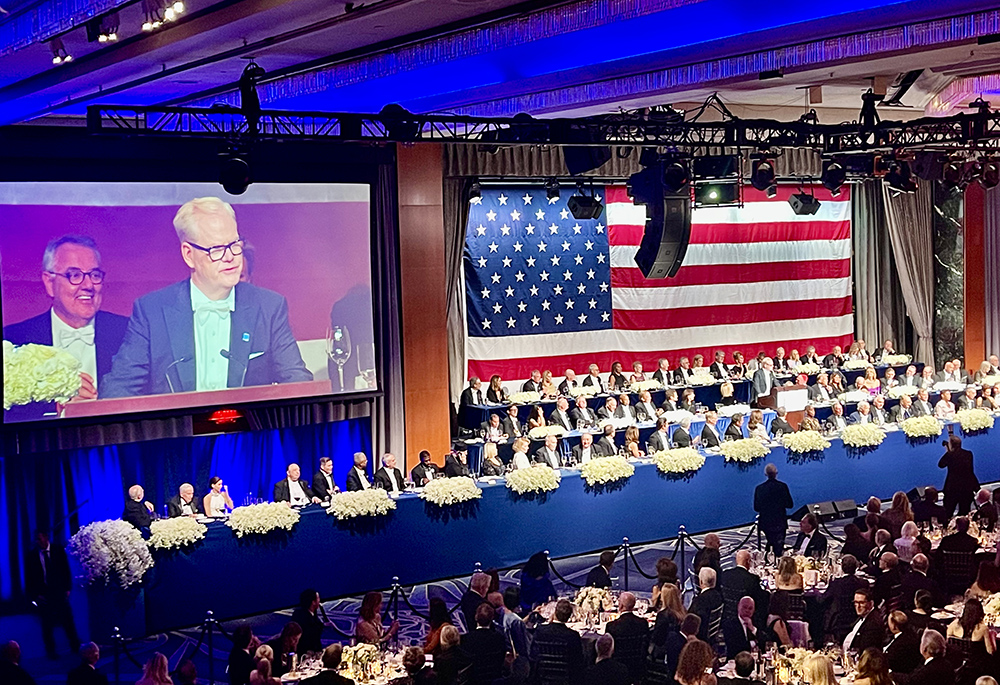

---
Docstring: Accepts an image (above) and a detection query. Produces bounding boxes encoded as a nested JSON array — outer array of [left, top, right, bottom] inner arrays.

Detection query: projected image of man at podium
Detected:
[[102, 197, 312, 397]]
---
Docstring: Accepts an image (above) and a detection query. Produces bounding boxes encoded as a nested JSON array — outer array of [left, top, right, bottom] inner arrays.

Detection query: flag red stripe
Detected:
[[610, 259, 851, 288], [602, 184, 851, 205], [467, 334, 855, 381], [612, 297, 853, 331], [609, 221, 850, 246]]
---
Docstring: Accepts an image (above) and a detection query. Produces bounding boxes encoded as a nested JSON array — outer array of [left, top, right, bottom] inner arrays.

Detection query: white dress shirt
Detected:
[[797, 532, 813, 555], [579, 446, 594, 464], [51, 309, 97, 390], [542, 448, 560, 468], [511, 451, 531, 470], [190, 280, 235, 392], [844, 613, 870, 652], [353, 466, 371, 490], [288, 478, 309, 505]]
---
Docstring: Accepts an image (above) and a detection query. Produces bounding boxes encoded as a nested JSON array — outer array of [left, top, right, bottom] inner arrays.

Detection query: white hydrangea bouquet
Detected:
[[570, 385, 598, 398], [888, 385, 919, 399], [782, 431, 831, 454], [420, 477, 482, 506], [506, 465, 561, 495], [598, 417, 633, 431], [630, 379, 662, 393], [720, 438, 770, 463], [576, 586, 615, 614], [838, 390, 871, 404], [328, 489, 397, 521], [843, 359, 872, 370], [900, 415, 942, 439], [3, 340, 82, 409], [68, 519, 154, 589], [148, 517, 207, 551], [580, 455, 635, 487], [509, 391, 541, 405], [979, 375, 1000, 387], [957, 409, 994, 432], [984, 592, 1000, 627], [528, 425, 565, 440], [227, 502, 301, 536], [651, 447, 705, 475], [342, 643, 379, 681], [717, 403, 752, 418], [659, 409, 696, 425], [880, 354, 911, 366], [795, 363, 821, 375], [841, 424, 885, 448], [687, 374, 717, 386]]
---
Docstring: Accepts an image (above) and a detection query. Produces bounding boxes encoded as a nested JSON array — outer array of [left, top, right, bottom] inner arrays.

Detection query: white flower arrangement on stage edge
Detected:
[[629, 379, 663, 393], [148, 517, 207, 551], [659, 410, 696, 425], [717, 404, 752, 418], [69, 519, 154, 589], [580, 456, 635, 487], [686, 374, 717, 386], [843, 359, 873, 370], [420, 477, 482, 506], [328, 489, 397, 521], [794, 363, 821, 375], [598, 417, 633, 431], [958, 409, 994, 433], [782, 431, 831, 454], [576, 586, 615, 614], [720, 438, 770, 463], [880, 354, 912, 366], [506, 465, 561, 495], [888, 385, 920, 399], [508, 391, 541, 405], [3, 341, 82, 409], [838, 390, 871, 404], [841, 424, 886, 448], [900, 415, 943, 439], [528, 425, 566, 440], [651, 448, 706, 475], [227, 502, 301, 536], [979, 375, 1000, 387], [569, 385, 598, 398]]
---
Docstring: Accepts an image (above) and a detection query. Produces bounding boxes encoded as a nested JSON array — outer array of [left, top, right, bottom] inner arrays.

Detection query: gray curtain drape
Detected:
[[444, 178, 472, 408], [852, 180, 908, 352], [882, 182, 936, 365]]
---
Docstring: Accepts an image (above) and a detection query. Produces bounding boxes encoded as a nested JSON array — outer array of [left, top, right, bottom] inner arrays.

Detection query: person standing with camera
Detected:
[[939, 432, 979, 517]]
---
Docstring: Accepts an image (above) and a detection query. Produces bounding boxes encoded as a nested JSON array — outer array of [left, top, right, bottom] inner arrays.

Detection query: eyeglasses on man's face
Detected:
[[186, 239, 244, 262], [47, 268, 106, 285]]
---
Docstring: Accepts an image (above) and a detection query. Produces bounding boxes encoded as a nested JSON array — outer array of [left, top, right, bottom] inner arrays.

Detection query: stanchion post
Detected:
[[756, 515, 762, 552], [112, 626, 121, 685], [678, 526, 687, 594], [205, 610, 215, 685], [622, 537, 630, 592], [474, 562, 482, 575]]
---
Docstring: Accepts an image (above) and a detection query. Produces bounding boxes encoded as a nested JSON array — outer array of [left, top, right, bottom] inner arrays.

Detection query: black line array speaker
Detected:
[[634, 193, 691, 279]]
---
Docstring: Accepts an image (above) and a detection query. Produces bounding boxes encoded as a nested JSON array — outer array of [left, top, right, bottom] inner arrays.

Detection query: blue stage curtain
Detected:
[[0, 417, 371, 601]]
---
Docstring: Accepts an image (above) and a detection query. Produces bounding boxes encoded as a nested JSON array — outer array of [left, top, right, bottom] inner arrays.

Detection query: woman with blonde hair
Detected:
[[976, 360, 994, 382], [774, 556, 803, 591], [540, 370, 558, 397], [853, 648, 892, 685], [862, 367, 880, 394], [136, 653, 172, 685], [717, 382, 736, 407], [625, 425, 644, 458], [883, 491, 914, 539], [747, 409, 769, 443], [801, 653, 837, 685], [510, 437, 532, 470], [629, 360, 646, 384], [894, 521, 920, 563], [249, 657, 280, 685], [787, 349, 801, 371]]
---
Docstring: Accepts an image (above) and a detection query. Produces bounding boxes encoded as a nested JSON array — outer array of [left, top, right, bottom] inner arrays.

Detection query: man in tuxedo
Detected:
[[582, 363, 606, 393], [572, 432, 601, 464], [894, 629, 953, 685], [701, 411, 722, 448], [444, 449, 471, 477], [616, 393, 638, 422], [301, 644, 354, 685], [24, 531, 79, 659], [825, 402, 848, 432], [673, 357, 695, 385], [803, 345, 821, 365], [529, 599, 584, 683], [722, 599, 759, 662], [636, 391, 659, 422], [751, 357, 778, 406], [773, 347, 788, 372], [884, 610, 922, 675], [374, 453, 406, 493], [874, 339, 896, 362], [481, 412, 506, 442], [102, 198, 311, 398], [597, 396, 620, 420], [598, 425, 618, 456], [343, 453, 373, 491], [521, 370, 543, 393], [870, 395, 889, 425], [791, 513, 828, 558], [502, 404, 525, 439], [167, 483, 204, 517], [604, 592, 649, 682], [867, 530, 897, 573], [935, 361, 962, 384], [892, 394, 915, 423], [3, 235, 130, 420], [848, 400, 873, 424], [292, 589, 326, 654], [462, 604, 507, 685], [67, 643, 108, 685], [872, 552, 903, 607], [673, 418, 693, 447], [718, 651, 764, 685], [710, 351, 730, 379], [410, 450, 438, 486], [122, 485, 154, 531], [808, 372, 834, 402], [911, 487, 947, 524], [585, 551, 615, 588], [570, 396, 598, 428], [533, 435, 563, 468], [657, 614, 701, 678], [899, 554, 942, 610], [688, 567, 724, 641], [770, 408, 793, 438], [660, 389, 679, 413], [957, 386, 979, 410], [558, 368, 578, 395], [0, 642, 36, 685], [938, 516, 979, 553], [275, 463, 321, 503], [823, 345, 845, 369], [844, 588, 885, 653], [820, 554, 869, 642], [647, 417, 671, 453], [311, 457, 339, 502], [228, 625, 256, 685], [583, 634, 629, 685], [459, 572, 490, 632], [652, 358, 672, 385], [974, 487, 1000, 531], [939, 436, 979, 516], [913, 388, 935, 416], [548, 397, 574, 432], [754, 463, 793, 557], [721, 551, 765, 609], [460, 377, 485, 406], [900, 365, 920, 387]]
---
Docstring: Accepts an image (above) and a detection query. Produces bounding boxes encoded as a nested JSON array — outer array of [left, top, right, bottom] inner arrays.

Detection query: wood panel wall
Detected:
[[965, 183, 986, 374]]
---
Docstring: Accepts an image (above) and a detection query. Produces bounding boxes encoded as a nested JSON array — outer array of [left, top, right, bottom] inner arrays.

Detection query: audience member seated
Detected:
[[853, 648, 892, 685], [423, 597, 452, 656], [480, 413, 505, 442], [673, 418, 693, 448], [461, 377, 484, 407], [694, 533, 723, 577], [604, 592, 649, 682], [410, 451, 438, 486], [844, 588, 885, 654], [460, 572, 490, 632], [391, 646, 436, 685], [278, 463, 322, 502], [355, 593, 398, 646], [718, 652, 763, 685], [801, 654, 836, 685], [597, 425, 617, 457], [725, 413, 745, 441], [519, 552, 556, 613], [291, 589, 325, 655], [249, 647, 274, 685], [266, 623, 302, 677], [872, 552, 903, 608], [747, 410, 769, 442], [791, 513, 827, 558], [300, 645, 353, 685], [675, 639, 716, 685], [547, 399, 572, 432], [136, 653, 172, 685], [821, 554, 868, 643], [824, 402, 848, 432], [884, 611, 922, 675], [481, 445, 505, 477], [894, 521, 920, 563], [868, 530, 897, 573], [312, 458, 339, 502], [443, 450, 471, 477], [770, 408, 793, 438], [499, 587, 528, 657], [528, 599, 584, 683], [608, 361, 627, 392], [841, 524, 874, 562], [434, 625, 470, 685], [947, 598, 995, 679], [722, 597, 759, 660], [583, 634, 629, 685], [701, 411, 722, 448], [67, 643, 107, 685], [509, 437, 531, 471], [658, 613, 701, 677], [911, 487, 947, 524], [646, 417, 670, 452], [167, 483, 203, 518], [527, 404, 546, 431], [374, 453, 406, 493], [774, 556, 804, 591], [624, 425, 644, 458], [900, 554, 942, 610], [688, 567, 724, 642], [907, 590, 946, 638], [765, 592, 794, 647], [0, 642, 35, 685], [973, 488, 999, 531], [122, 484, 154, 531], [895, 629, 953, 685], [532, 435, 562, 469], [585, 550, 614, 588], [939, 516, 979, 553], [203, 476, 234, 517], [935, 390, 957, 420], [650, 584, 687, 657]]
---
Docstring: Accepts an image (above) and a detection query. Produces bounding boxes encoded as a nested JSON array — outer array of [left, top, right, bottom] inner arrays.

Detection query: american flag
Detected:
[[463, 185, 853, 380]]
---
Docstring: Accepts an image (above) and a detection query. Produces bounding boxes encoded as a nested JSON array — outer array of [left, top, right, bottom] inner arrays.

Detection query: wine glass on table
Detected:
[[326, 325, 352, 391]]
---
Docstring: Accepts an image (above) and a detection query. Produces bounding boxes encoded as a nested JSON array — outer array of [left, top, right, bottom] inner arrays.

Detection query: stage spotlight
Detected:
[[750, 159, 777, 195], [468, 181, 482, 202], [545, 178, 560, 201], [662, 159, 690, 193], [979, 159, 1000, 189], [219, 152, 252, 196], [49, 37, 72, 64], [789, 193, 821, 216], [821, 161, 847, 197], [694, 184, 739, 207], [638, 147, 660, 168], [568, 187, 604, 220], [884, 161, 917, 195], [943, 159, 965, 190]]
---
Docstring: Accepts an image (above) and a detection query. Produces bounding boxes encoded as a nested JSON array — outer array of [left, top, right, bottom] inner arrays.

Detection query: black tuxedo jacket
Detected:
[[722, 619, 758, 661], [938, 448, 979, 500], [558, 378, 577, 395], [847, 611, 885, 652], [894, 656, 954, 685], [938, 531, 978, 553], [300, 670, 355, 685], [461, 627, 507, 685], [585, 565, 612, 588], [533, 447, 562, 468], [647, 430, 670, 453], [822, 353, 844, 368], [275, 478, 316, 501], [24, 543, 72, 598], [701, 423, 722, 448], [374, 467, 405, 491], [521, 379, 542, 392], [710, 361, 729, 379], [673, 368, 695, 385], [720, 566, 766, 616], [790, 531, 828, 558], [572, 444, 601, 464], [873, 566, 903, 606], [911, 399, 933, 416], [659, 399, 678, 413], [724, 422, 744, 441], [753, 478, 793, 533], [344, 468, 371, 492], [410, 462, 437, 485], [770, 418, 793, 437], [596, 406, 618, 420], [885, 628, 923, 674], [67, 663, 109, 685], [616, 404, 637, 421], [444, 455, 470, 477], [688, 587, 724, 641], [583, 658, 630, 685], [672, 428, 691, 448], [957, 395, 977, 410], [3, 309, 129, 420], [548, 408, 574, 431], [636, 402, 659, 422], [582, 374, 606, 392], [167, 494, 204, 518], [808, 383, 833, 402], [598, 435, 617, 456], [652, 369, 671, 385], [530, 622, 584, 682], [825, 414, 848, 432], [569, 406, 598, 427], [312, 471, 338, 501], [501, 415, 524, 438], [461, 386, 484, 406], [122, 498, 152, 529]]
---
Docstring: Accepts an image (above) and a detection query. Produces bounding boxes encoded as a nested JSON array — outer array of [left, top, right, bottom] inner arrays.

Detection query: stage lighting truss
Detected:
[[142, 0, 185, 32]]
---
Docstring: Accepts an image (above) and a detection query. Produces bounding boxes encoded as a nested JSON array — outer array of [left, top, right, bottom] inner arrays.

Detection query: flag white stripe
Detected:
[[468, 315, 854, 359], [604, 199, 851, 226], [611, 277, 851, 310], [610, 240, 851, 268]]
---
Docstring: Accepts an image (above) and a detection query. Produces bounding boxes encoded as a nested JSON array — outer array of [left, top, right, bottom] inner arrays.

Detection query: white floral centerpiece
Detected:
[[148, 517, 207, 551], [528, 425, 565, 440], [328, 489, 397, 521], [841, 424, 885, 448], [68, 519, 154, 588], [957, 409, 994, 432], [598, 417, 633, 431], [570, 385, 598, 398], [880, 354, 912, 366], [580, 456, 635, 487], [783, 431, 831, 454], [933, 381, 965, 393], [900, 416, 942, 439], [687, 374, 716, 386], [576, 586, 615, 614], [651, 448, 705, 475], [720, 438, 770, 463], [342, 643, 379, 681], [717, 403, 752, 418], [838, 390, 871, 404], [629, 379, 662, 393], [658, 410, 696, 425], [979, 375, 1000, 387], [506, 465, 561, 495], [984, 593, 1000, 627], [843, 359, 872, 370], [795, 363, 821, 375], [3, 341, 82, 409], [227, 502, 301, 536], [420, 477, 482, 506], [793, 555, 817, 573], [508, 391, 541, 405], [888, 385, 919, 399]]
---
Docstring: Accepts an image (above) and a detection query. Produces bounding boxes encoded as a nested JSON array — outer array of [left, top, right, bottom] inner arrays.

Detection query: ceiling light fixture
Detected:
[[49, 37, 72, 64], [883, 160, 917, 195], [750, 159, 777, 196], [820, 160, 847, 197]]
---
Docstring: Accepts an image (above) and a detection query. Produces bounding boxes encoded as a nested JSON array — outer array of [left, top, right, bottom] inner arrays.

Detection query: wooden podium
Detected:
[[756, 384, 809, 429]]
